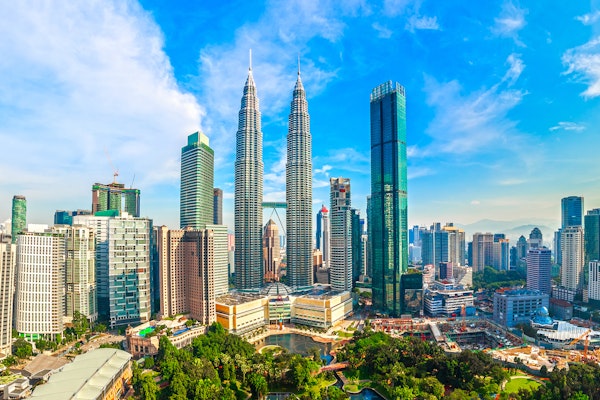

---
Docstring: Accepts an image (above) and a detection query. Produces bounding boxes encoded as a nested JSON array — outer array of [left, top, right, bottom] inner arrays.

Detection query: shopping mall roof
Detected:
[[30, 348, 131, 400]]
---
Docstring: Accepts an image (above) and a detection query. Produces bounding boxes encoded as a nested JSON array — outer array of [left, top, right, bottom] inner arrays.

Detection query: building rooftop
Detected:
[[22, 354, 69, 379], [30, 348, 131, 400], [216, 292, 265, 305]]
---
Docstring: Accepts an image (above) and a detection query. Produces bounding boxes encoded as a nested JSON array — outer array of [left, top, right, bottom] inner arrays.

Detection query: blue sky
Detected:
[[1, 0, 600, 237]]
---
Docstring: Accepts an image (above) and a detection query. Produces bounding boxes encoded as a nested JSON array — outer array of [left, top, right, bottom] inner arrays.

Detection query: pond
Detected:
[[348, 388, 386, 399], [262, 333, 331, 358]]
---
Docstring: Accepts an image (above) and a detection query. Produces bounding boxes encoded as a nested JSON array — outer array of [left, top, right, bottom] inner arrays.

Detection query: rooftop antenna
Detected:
[[130, 173, 136, 189], [249, 49, 252, 72], [297, 53, 300, 75]]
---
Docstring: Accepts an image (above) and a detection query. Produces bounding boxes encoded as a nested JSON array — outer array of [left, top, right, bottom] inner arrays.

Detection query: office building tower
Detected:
[[11, 195, 26, 244], [561, 196, 584, 228], [263, 219, 280, 282], [554, 229, 562, 265], [213, 188, 223, 225], [206, 224, 229, 296], [370, 81, 408, 316], [75, 214, 151, 328], [54, 210, 92, 226], [561, 226, 584, 291], [57, 225, 97, 321], [316, 206, 326, 251], [471, 232, 494, 272], [330, 177, 352, 291], [157, 226, 216, 324], [527, 247, 552, 294], [528, 228, 543, 250], [422, 223, 465, 269], [180, 131, 214, 229], [234, 57, 264, 290], [585, 209, 600, 266], [0, 243, 15, 355], [361, 234, 368, 278], [516, 235, 528, 260], [322, 206, 330, 268], [286, 66, 313, 288], [439, 261, 453, 281], [589, 261, 600, 301], [15, 230, 65, 340], [351, 210, 363, 283], [493, 238, 510, 271], [92, 182, 140, 217]]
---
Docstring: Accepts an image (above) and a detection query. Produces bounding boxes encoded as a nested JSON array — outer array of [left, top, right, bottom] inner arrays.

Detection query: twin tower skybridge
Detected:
[[262, 202, 286, 236]]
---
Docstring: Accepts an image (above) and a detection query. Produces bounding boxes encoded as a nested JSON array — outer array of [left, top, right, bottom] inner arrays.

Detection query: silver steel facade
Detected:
[[286, 71, 313, 288], [234, 65, 264, 289], [330, 177, 352, 291]]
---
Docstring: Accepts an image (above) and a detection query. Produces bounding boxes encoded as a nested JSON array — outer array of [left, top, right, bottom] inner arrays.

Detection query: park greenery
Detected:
[[126, 321, 600, 400], [472, 266, 526, 291]]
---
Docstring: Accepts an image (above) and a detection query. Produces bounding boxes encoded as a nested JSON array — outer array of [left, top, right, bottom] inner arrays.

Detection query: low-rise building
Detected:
[[493, 288, 549, 327], [424, 280, 473, 317], [215, 293, 269, 338], [125, 319, 208, 358], [292, 290, 352, 328], [549, 298, 573, 321], [30, 348, 131, 400]]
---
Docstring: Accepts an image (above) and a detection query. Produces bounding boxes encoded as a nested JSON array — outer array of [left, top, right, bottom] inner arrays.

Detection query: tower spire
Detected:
[[297, 53, 300, 76], [249, 49, 252, 72]]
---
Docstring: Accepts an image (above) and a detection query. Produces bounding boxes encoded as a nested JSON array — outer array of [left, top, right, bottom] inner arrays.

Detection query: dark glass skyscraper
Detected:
[[370, 81, 408, 316], [234, 58, 264, 290], [562, 196, 584, 228], [585, 209, 600, 266], [286, 67, 313, 288]]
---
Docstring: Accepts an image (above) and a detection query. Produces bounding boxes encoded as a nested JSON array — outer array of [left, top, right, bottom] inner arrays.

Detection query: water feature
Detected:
[[348, 388, 386, 399], [262, 333, 331, 357]]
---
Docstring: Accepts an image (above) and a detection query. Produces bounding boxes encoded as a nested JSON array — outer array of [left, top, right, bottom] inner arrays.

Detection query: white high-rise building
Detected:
[[206, 224, 229, 296], [0, 243, 16, 355], [588, 261, 600, 301], [15, 230, 65, 341], [286, 65, 313, 288], [527, 247, 552, 294], [330, 177, 352, 291], [561, 226, 584, 291]]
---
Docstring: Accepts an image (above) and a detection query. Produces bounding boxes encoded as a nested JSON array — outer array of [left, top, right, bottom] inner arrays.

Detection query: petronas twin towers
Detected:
[[234, 54, 313, 290]]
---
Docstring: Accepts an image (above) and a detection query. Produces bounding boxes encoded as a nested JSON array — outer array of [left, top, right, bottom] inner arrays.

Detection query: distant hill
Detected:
[[456, 218, 558, 248]]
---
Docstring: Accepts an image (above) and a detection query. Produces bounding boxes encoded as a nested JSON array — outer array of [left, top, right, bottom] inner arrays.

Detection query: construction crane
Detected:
[[103, 148, 119, 184], [569, 329, 591, 358], [460, 304, 467, 332]]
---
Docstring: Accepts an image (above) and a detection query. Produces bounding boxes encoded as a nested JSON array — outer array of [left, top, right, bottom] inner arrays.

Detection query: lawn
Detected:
[[504, 377, 541, 394]]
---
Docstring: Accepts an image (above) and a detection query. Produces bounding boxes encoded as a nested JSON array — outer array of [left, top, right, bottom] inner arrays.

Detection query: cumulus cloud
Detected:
[[576, 10, 600, 25], [372, 22, 393, 38], [0, 2, 202, 224], [563, 37, 600, 98]]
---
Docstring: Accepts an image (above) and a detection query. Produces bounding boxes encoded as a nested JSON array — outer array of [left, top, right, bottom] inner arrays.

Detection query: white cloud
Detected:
[[372, 22, 393, 39], [491, 2, 527, 45], [471, 200, 481, 205], [0, 2, 202, 225], [498, 178, 526, 186], [408, 167, 433, 179], [406, 15, 440, 32], [563, 37, 600, 98], [576, 10, 600, 25], [383, 0, 412, 17], [421, 54, 526, 155], [314, 164, 333, 175], [549, 121, 586, 132]]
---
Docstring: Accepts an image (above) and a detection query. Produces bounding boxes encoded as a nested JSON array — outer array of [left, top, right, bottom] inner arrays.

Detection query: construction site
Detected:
[[371, 315, 600, 372]]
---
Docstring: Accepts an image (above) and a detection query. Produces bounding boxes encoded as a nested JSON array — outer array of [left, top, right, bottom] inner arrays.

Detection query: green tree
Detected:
[[143, 356, 154, 369], [139, 374, 159, 400], [72, 311, 89, 338], [94, 323, 107, 333], [248, 373, 268, 399], [13, 338, 32, 359]]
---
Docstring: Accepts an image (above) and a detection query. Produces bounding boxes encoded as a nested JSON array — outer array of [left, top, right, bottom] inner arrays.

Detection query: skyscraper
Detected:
[[585, 209, 600, 266], [528, 227, 543, 250], [351, 209, 363, 284], [316, 206, 324, 251], [322, 206, 330, 268], [92, 182, 140, 217], [370, 81, 408, 316], [330, 177, 352, 291], [527, 247, 551, 294], [263, 219, 280, 282], [561, 226, 584, 291], [15, 230, 65, 341], [561, 196, 584, 228], [213, 188, 223, 225], [0, 243, 16, 355], [234, 56, 264, 290], [180, 131, 214, 229], [157, 226, 217, 324], [11, 195, 26, 244], [471, 233, 494, 272], [286, 66, 313, 288]]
